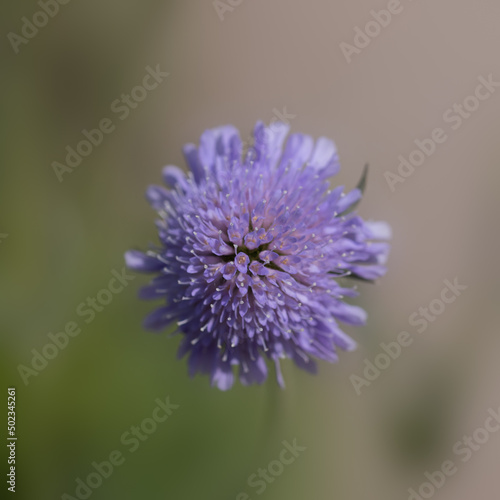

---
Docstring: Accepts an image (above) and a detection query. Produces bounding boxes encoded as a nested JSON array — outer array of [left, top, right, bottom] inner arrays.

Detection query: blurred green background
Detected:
[[2, 1, 500, 499]]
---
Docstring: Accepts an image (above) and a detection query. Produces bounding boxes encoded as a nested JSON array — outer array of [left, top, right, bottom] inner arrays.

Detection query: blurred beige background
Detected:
[[2, 0, 500, 499]]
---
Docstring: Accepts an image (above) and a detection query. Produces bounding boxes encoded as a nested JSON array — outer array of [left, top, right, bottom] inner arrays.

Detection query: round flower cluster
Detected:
[[126, 122, 390, 390]]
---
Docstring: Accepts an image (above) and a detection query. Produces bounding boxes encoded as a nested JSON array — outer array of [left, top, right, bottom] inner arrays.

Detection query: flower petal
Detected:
[[125, 250, 164, 273]]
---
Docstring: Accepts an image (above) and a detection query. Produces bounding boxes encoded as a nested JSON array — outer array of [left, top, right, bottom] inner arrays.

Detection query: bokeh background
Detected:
[[2, 0, 500, 499]]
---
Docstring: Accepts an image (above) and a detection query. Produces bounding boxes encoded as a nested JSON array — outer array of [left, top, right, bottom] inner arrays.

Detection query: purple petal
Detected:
[[125, 250, 164, 273], [309, 137, 340, 178], [162, 165, 189, 191]]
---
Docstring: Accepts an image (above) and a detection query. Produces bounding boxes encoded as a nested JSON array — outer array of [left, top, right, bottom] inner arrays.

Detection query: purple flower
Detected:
[[125, 122, 390, 390]]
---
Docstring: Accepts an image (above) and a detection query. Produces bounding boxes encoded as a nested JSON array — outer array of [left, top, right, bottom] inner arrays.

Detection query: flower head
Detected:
[[125, 122, 390, 390]]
